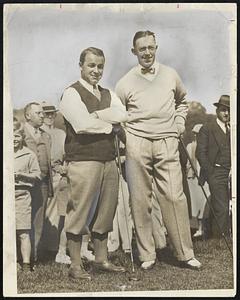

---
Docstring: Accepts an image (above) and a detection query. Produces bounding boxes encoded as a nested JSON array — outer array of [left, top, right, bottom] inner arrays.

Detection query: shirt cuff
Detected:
[[175, 115, 185, 125]]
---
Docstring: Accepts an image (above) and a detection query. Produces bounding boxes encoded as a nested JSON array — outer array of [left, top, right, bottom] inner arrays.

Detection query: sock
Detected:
[[66, 232, 82, 267], [92, 232, 108, 262]]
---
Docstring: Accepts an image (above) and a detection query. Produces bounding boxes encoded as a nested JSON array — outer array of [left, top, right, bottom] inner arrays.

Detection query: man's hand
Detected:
[[176, 123, 185, 137]]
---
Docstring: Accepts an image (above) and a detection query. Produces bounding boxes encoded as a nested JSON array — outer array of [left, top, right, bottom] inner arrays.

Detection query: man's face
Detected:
[[80, 53, 105, 85], [13, 132, 23, 150], [26, 104, 44, 128], [132, 35, 158, 69], [43, 111, 56, 127], [216, 105, 230, 123]]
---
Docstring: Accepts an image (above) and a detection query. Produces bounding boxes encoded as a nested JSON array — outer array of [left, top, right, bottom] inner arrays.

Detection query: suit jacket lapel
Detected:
[[212, 120, 225, 149]]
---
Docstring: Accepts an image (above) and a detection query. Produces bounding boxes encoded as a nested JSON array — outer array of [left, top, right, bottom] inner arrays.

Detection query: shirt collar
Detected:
[[79, 77, 98, 94], [216, 117, 227, 133], [14, 146, 32, 158], [25, 122, 41, 139]]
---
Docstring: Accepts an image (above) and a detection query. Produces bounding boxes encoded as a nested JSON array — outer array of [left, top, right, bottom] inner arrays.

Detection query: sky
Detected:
[[5, 3, 236, 113]]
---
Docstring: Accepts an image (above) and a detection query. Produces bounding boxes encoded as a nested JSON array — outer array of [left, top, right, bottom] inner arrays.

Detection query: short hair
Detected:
[[133, 30, 156, 47], [79, 47, 105, 65], [23, 102, 40, 119]]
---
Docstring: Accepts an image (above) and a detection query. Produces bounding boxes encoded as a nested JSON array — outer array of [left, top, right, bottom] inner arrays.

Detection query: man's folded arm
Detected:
[[94, 91, 128, 124], [59, 87, 112, 134]]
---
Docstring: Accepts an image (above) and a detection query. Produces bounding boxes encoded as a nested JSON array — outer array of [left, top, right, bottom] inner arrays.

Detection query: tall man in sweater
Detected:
[[116, 30, 201, 270], [59, 47, 127, 280]]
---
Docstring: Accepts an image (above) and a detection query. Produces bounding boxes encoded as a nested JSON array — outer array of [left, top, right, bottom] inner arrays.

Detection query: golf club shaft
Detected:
[[179, 136, 233, 258], [114, 135, 135, 273]]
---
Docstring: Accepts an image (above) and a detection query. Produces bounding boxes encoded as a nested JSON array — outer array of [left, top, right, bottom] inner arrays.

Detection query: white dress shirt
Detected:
[[59, 78, 127, 135], [217, 118, 229, 134]]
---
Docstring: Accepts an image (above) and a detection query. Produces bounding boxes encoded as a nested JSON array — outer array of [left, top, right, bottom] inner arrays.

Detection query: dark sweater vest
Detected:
[[64, 81, 115, 162], [215, 131, 231, 169]]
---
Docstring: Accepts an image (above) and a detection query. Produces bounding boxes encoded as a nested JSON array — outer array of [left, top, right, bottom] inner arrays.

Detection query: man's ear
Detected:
[[131, 48, 136, 56], [79, 62, 82, 70], [156, 45, 158, 51]]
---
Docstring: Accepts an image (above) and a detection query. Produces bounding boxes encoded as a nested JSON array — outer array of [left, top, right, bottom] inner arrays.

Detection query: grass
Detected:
[[17, 238, 234, 295]]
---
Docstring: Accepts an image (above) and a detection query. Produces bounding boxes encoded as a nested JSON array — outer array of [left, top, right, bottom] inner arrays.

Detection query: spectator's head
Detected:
[[13, 117, 24, 151], [24, 102, 44, 128], [214, 95, 230, 123], [132, 30, 157, 69], [79, 47, 105, 86], [42, 102, 58, 127]]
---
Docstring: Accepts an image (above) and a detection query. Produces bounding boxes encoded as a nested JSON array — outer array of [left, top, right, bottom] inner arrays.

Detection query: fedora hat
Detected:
[[42, 101, 58, 113], [213, 95, 230, 108]]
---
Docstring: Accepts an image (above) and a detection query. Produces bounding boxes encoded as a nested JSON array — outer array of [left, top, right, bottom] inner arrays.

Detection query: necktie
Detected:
[[93, 85, 101, 100], [225, 123, 230, 134], [225, 123, 230, 138], [34, 128, 41, 141], [141, 67, 155, 75]]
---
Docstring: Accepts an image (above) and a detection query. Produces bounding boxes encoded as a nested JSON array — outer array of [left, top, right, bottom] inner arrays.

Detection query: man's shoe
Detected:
[[22, 263, 32, 272], [180, 258, 202, 270], [93, 260, 126, 273], [141, 260, 155, 270], [81, 249, 95, 262], [68, 265, 91, 280]]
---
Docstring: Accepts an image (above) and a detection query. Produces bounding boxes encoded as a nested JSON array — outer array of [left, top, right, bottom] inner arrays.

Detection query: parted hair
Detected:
[[23, 102, 40, 119], [133, 30, 156, 47], [79, 47, 105, 65]]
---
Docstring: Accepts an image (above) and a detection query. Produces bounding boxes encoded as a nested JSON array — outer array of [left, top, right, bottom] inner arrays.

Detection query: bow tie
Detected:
[[141, 67, 155, 75]]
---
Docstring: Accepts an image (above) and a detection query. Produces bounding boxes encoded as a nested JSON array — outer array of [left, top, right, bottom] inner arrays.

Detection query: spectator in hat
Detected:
[[196, 95, 231, 237], [13, 118, 41, 271]]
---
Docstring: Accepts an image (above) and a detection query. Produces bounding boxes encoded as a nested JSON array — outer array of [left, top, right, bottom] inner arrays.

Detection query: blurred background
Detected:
[[6, 3, 234, 114]]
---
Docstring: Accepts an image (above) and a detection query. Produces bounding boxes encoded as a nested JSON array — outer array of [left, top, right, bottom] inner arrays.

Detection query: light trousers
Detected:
[[65, 160, 119, 235], [125, 133, 194, 262]]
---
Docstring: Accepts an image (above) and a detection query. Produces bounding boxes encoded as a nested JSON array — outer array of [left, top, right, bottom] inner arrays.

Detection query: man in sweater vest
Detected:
[[196, 95, 231, 238], [115, 30, 202, 271], [59, 47, 127, 280], [23, 102, 53, 264]]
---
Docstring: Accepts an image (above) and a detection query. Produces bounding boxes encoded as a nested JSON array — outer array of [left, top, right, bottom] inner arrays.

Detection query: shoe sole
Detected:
[[141, 263, 155, 270], [179, 262, 203, 271], [68, 273, 92, 280]]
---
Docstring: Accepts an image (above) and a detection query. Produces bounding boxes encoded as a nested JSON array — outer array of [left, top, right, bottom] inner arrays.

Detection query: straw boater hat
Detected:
[[213, 95, 230, 108], [41, 101, 58, 113]]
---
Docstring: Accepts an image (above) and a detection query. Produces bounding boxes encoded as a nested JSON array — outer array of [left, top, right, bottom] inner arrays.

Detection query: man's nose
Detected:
[[93, 66, 99, 73], [145, 48, 150, 55]]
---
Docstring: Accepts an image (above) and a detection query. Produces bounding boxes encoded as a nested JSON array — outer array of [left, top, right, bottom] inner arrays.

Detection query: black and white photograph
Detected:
[[3, 3, 236, 297]]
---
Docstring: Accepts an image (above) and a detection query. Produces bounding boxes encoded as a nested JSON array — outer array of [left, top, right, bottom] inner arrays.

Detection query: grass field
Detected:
[[17, 238, 234, 295]]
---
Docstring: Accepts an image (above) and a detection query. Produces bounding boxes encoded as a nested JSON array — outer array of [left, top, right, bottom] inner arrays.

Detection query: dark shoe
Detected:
[[22, 263, 32, 272], [180, 258, 202, 271], [92, 260, 126, 273], [68, 265, 91, 280]]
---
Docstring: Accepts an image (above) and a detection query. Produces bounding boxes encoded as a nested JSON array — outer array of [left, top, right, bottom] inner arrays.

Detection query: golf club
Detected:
[[179, 136, 233, 258], [114, 134, 140, 281]]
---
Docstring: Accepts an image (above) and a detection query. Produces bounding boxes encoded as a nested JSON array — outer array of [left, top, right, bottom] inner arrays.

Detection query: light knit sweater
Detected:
[[115, 62, 188, 139]]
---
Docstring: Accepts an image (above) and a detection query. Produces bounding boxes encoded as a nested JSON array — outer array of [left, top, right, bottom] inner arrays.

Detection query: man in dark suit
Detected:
[[196, 95, 231, 237], [23, 102, 53, 263]]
